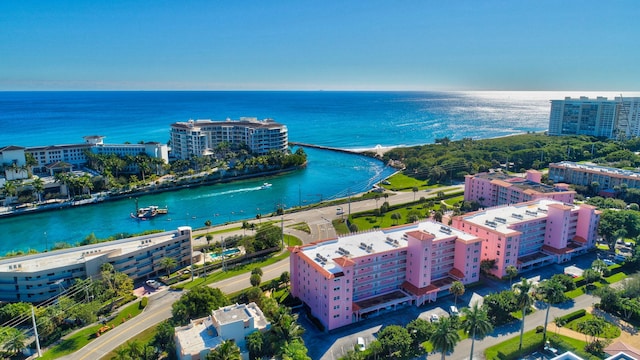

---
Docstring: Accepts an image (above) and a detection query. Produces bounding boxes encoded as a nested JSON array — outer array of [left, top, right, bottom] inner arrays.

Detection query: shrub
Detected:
[[139, 297, 148, 309], [558, 309, 586, 323], [536, 325, 544, 333]]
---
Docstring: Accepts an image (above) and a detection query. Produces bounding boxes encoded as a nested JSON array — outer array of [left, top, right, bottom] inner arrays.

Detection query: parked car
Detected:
[[356, 337, 366, 352], [336, 208, 344, 215], [146, 279, 161, 289], [603, 259, 615, 266], [449, 305, 459, 316], [614, 254, 628, 263], [430, 314, 440, 323]]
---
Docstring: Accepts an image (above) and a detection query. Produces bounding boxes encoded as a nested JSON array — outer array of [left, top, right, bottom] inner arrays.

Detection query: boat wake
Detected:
[[196, 186, 263, 199]]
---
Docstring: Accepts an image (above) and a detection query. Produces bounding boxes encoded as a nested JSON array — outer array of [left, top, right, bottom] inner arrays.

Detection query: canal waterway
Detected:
[[1, 147, 395, 254]]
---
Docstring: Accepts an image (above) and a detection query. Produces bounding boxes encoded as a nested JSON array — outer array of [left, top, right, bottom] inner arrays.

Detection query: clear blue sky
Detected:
[[1, 1, 638, 91]]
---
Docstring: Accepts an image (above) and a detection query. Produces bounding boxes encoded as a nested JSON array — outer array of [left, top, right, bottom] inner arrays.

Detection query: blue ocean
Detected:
[[0, 91, 582, 253]]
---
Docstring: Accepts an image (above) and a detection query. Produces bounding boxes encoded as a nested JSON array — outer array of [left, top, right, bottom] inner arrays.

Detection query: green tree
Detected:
[[430, 317, 460, 360], [449, 281, 465, 307], [250, 273, 262, 287], [159, 256, 178, 277], [280, 339, 312, 360], [536, 279, 566, 341], [412, 186, 419, 201], [254, 224, 282, 251], [378, 325, 412, 358], [513, 278, 535, 350], [172, 287, 230, 325], [390, 212, 402, 225], [2, 327, 27, 355], [206, 339, 241, 360], [251, 267, 263, 276], [247, 330, 264, 360], [280, 271, 290, 287], [406, 318, 434, 348], [583, 269, 602, 286], [461, 303, 493, 360], [32, 177, 45, 202]]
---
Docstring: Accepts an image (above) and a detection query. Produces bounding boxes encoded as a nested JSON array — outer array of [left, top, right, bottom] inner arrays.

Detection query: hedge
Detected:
[[492, 330, 545, 360], [139, 297, 148, 309], [557, 309, 586, 323]]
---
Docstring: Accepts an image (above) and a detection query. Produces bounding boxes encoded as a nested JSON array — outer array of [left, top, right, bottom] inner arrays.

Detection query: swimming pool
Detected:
[[209, 248, 241, 262]]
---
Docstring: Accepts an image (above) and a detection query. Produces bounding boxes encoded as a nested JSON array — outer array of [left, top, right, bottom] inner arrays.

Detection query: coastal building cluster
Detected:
[[290, 190, 600, 330], [549, 161, 640, 193], [0, 118, 288, 183], [0, 227, 192, 302], [548, 96, 640, 139]]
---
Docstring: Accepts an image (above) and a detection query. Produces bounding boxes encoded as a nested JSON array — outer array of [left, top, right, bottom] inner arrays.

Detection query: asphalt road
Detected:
[[56, 186, 464, 359]]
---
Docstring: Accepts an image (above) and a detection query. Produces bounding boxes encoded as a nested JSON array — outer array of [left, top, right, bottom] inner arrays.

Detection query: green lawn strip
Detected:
[[443, 195, 464, 206], [510, 307, 535, 320], [484, 330, 596, 360], [604, 272, 627, 284], [284, 234, 301, 246], [565, 286, 585, 299], [347, 205, 433, 231], [40, 300, 144, 360], [566, 313, 621, 339], [177, 251, 291, 290], [99, 324, 159, 360], [332, 219, 350, 234], [287, 222, 311, 234], [596, 244, 609, 250]]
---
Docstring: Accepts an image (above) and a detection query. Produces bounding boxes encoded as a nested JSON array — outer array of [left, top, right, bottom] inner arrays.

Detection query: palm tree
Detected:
[[537, 279, 566, 341], [449, 281, 465, 307], [462, 302, 493, 360], [430, 316, 460, 360], [126, 340, 144, 359], [32, 177, 45, 203], [246, 331, 264, 360], [206, 339, 241, 360], [3, 328, 27, 355], [159, 257, 177, 277], [506, 265, 518, 286], [513, 278, 535, 350], [273, 313, 304, 343], [112, 346, 132, 360], [413, 186, 419, 201]]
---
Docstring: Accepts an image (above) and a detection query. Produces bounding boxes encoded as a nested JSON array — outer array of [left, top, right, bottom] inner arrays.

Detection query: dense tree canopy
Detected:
[[172, 287, 230, 325]]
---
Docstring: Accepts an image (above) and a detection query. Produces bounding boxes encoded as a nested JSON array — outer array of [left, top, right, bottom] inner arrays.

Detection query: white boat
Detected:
[[260, 182, 272, 189], [131, 205, 168, 219]]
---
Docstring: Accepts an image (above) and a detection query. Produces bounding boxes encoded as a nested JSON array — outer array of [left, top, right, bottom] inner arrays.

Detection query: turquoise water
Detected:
[[1, 147, 394, 253], [0, 91, 566, 254]]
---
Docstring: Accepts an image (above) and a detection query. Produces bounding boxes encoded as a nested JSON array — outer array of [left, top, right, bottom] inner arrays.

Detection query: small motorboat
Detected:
[[260, 182, 272, 189]]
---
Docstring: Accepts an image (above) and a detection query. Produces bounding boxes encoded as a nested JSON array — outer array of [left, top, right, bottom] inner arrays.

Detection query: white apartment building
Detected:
[[0, 227, 192, 302], [169, 118, 288, 160], [548, 96, 640, 139], [549, 161, 640, 190], [174, 302, 270, 360]]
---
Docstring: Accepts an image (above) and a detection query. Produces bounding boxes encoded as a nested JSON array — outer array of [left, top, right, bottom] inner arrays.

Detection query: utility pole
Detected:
[[348, 188, 352, 220], [31, 305, 42, 357], [281, 205, 285, 248]]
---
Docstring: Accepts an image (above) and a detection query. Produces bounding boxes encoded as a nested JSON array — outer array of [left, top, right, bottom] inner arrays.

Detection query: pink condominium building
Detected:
[[452, 199, 600, 279], [464, 170, 575, 207], [289, 220, 482, 331]]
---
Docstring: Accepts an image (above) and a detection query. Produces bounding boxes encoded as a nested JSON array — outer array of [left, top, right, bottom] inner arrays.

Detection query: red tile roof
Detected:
[[401, 281, 439, 296], [448, 268, 465, 279], [541, 245, 574, 255], [405, 230, 435, 242], [333, 256, 356, 267], [572, 235, 588, 244]]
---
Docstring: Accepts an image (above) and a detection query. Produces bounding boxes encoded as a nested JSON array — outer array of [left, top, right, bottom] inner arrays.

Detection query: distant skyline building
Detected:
[[464, 169, 575, 207], [169, 118, 288, 160], [548, 96, 640, 139]]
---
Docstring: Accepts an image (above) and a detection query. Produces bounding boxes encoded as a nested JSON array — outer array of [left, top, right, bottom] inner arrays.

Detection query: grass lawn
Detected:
[[604, 272, 627, 284], [485, 330, 597, 360], [177, 250, 291, 290], [382, 173, 437, 191], [40, 300, 144, 360], [565, 286, 585, 299], [443, 195, 464, 206], [566, 313, 621, 339], [99, 324, 159, 360]]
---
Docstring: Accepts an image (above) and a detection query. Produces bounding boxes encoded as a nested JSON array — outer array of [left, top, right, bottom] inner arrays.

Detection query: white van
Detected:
[[449, 305, 459, 316]]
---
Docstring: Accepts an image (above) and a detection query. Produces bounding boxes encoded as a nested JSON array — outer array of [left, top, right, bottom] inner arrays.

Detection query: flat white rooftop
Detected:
[[175, 316, 222, 357], [301, 220, 476, 274], [552, 161, 640, 179], [0, 229, 184, 273], [461, 199, 576, 235]]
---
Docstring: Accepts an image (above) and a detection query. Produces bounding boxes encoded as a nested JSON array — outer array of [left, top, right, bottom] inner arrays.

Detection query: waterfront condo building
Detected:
[[464, 170, 575, 207], [549, 161, 640, 192], [169, 118, 288, 160], [289, 220, 482, 331], [451, 199, 600, 279], [0, 227, 192, 302], [548, 96, 640, 139], [174, 302, 270, 360], [0, 136, 169, 180]]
